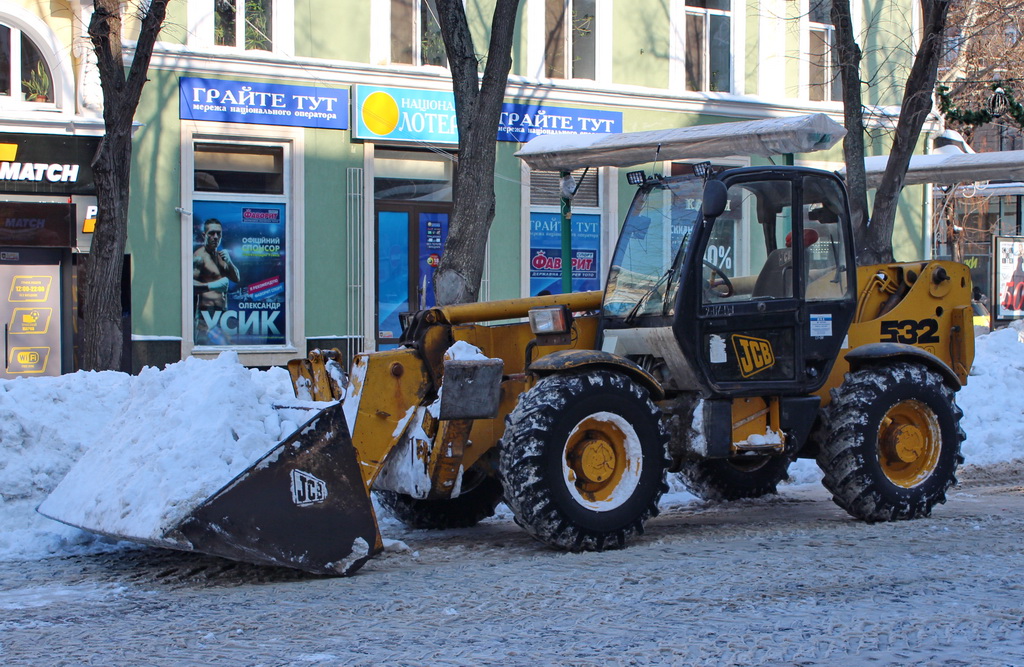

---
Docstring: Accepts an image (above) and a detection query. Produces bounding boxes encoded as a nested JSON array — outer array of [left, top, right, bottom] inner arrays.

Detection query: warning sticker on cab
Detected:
[[810, 313, 833, 338]]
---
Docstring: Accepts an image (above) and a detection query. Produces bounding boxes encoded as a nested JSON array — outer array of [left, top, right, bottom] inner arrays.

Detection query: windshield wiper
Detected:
[[624, 268, 675, 325]]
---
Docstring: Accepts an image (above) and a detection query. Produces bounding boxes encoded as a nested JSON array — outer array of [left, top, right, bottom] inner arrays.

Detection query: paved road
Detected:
[[2, 463, 1023, 666]]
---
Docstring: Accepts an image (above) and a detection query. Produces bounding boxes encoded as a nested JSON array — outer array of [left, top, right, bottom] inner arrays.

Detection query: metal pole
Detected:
[[559, 171, 573, 294]]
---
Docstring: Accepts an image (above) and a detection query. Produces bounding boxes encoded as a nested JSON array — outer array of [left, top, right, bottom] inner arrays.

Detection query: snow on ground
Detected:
[[2, 325, 1024, 563]]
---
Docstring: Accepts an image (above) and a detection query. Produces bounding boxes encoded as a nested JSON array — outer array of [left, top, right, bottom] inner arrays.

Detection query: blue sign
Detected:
[[353, 85, 621, 144], [355, 86, 458, 143], [180, 77, 349, 130], [529, 213, 602, 295], [497, 104, 622, 142]]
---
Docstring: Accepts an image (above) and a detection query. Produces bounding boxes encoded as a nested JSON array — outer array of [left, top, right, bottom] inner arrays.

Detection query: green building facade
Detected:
[[0, 0, 937, 374]]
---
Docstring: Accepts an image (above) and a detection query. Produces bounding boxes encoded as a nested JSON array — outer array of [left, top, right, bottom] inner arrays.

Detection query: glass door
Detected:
[[375, 204, 449, 348]]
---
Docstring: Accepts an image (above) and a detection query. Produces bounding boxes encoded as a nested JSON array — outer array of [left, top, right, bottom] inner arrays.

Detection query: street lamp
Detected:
[[989, 86, 1009, 118]]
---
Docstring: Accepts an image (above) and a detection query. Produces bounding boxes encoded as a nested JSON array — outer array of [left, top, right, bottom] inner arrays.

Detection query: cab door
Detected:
[[677, 169, 855, 396]]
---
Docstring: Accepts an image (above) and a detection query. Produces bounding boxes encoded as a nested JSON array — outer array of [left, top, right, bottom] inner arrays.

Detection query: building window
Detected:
[[808, 0, 840, 102], [528, 169, 602, 295], [214, 0, 272, 51], [391, 0, 446, 67], [189, 139, 294, 351], [0, 23, 54, 103], [683, 0, 731, 92], [543, 0, 596, 80]]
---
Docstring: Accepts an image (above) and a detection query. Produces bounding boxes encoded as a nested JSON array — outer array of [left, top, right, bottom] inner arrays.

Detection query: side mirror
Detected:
[[702, 180, 728, 219]]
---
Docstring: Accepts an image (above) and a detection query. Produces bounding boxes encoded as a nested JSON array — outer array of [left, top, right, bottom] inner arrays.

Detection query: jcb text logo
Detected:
[[732, 335, 775, 377], [290, 469, 328, 507]]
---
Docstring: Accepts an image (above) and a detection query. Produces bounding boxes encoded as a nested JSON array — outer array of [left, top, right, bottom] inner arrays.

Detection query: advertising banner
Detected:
[[995, 236, 1024, 320], [353, 85, 622, 144], [192, 201, 287, 346], [0, 134, 99, 195], [180, 77, 349, 130], [0, 202, 75, 247], [529, 212, 601, 295]]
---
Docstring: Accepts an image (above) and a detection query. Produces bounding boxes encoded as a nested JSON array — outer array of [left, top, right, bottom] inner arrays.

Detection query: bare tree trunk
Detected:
[[832, 0, 870, 250], [82, 0, 168, 370], [433, 0, 523, 306], [859, 0, 952, 264]]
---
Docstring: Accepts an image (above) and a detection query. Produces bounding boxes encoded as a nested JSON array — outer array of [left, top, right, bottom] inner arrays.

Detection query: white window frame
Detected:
[[805, 0, 839, 102], [0, 6, 73, 113], [669, 0, 741, 94], [799, 0, 859, 103], [527, 0, 609, 82], [520, 166, 606, 296], [187, 0, 295, 55], [370, 0, 448, 68], [180, 122, 305, 366]]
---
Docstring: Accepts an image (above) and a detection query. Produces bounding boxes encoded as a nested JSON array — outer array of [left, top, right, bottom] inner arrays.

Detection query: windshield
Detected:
[[603, 175, 704, 318]]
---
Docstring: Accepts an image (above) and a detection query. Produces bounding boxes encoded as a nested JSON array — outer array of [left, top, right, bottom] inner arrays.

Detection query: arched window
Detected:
[[0, 22, 54, 104]]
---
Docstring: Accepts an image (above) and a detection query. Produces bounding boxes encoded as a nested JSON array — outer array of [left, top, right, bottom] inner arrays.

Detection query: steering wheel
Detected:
[[702, 261, 734, 298]]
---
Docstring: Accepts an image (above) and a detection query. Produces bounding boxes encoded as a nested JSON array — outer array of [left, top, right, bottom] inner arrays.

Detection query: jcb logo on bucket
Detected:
[[290, 469, 328, 506], [731, 335, 775, 377]]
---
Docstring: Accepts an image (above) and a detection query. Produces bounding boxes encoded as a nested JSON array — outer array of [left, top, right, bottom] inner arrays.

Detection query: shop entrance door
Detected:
[[0, 248, 63, 378], [375, 203, 450, 348]]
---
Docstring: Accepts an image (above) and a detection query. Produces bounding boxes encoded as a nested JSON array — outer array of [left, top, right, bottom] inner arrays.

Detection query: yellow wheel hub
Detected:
[[878, 400, 941, 488], [564, 415, 638, 506], [577, 439, 617, 483]]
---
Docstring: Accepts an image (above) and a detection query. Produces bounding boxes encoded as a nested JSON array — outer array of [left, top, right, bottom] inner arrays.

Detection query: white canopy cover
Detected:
[[854, 149, 1024, 188], [514, 113, 847, 172]]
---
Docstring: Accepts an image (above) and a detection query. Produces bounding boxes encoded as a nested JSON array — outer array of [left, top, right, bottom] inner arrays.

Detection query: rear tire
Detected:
[[677, 455, 791, 501], [375, 469, 503, 530], [817, 361, 964, 522], [500, 370, 669, 552]]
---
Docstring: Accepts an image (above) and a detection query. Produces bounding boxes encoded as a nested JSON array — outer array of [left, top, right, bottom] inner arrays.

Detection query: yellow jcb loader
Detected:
[[42, 115, 979, 575]]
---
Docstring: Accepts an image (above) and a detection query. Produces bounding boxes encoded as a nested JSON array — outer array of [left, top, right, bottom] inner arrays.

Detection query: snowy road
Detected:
[[2, 462, 1023, 666]]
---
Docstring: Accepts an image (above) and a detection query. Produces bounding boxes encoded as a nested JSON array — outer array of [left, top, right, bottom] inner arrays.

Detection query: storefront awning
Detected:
[[851, 149, 1024, 188], [514, 114, 847, 172]]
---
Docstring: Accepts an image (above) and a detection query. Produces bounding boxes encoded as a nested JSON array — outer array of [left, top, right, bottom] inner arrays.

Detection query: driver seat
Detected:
[[751, 229, 819, 298]]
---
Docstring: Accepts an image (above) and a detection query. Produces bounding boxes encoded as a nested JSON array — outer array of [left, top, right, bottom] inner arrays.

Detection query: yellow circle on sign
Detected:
[[362, 91, 400, 136]]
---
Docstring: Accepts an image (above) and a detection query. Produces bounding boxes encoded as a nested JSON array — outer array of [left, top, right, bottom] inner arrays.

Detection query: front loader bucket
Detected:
[[41, 403, 382, 576], [169, 402, 381, 575]]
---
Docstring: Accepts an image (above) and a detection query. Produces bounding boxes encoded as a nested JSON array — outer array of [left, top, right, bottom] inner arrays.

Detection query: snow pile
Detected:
[[0, 370, 132, 559], [36, 352, 323, 548], [956, 321, 1024, 465]]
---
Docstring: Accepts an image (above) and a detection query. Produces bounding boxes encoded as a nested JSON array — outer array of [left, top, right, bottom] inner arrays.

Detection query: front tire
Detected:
[[817, 361, 965, 522], [499, 370, 669, 552]]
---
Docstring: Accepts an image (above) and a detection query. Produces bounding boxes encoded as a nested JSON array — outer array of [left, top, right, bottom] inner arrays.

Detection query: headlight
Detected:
[[529, 305, 570, 335]]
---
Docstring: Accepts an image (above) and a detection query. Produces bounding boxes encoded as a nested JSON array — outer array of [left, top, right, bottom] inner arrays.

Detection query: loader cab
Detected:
[[600, 166, 857, 397]]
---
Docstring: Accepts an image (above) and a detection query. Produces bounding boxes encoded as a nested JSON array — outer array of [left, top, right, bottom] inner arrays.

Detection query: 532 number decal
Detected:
[[879, 318, 940, 345]]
